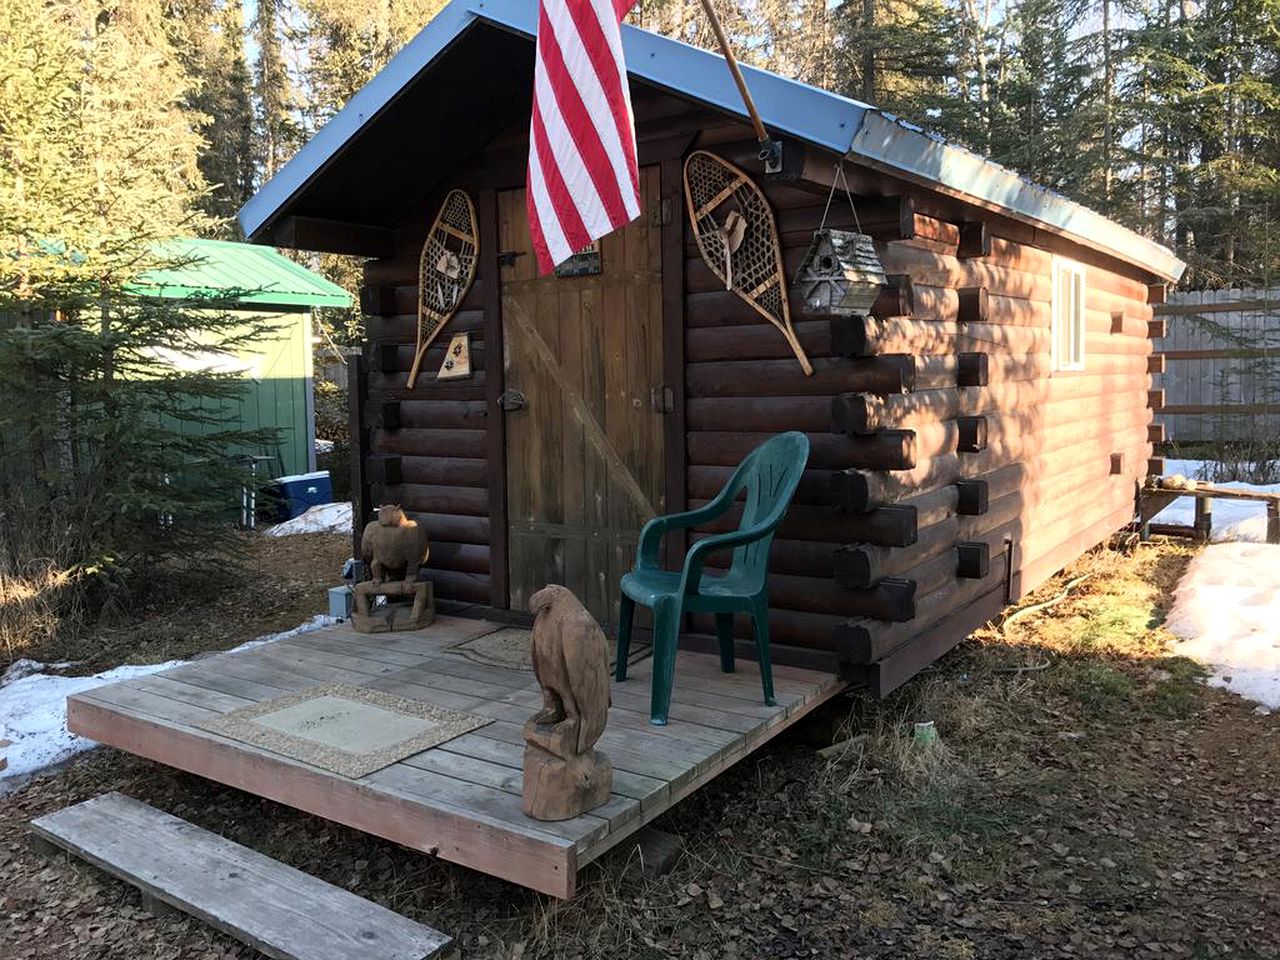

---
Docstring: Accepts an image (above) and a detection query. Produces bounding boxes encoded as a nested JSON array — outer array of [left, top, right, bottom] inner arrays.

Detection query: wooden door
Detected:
[[499, 167, 665, 628]]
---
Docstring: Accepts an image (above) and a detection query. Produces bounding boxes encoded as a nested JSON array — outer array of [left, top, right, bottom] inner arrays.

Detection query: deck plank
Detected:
[[66, 619, 846, 899], [30, 793, 450, 960]]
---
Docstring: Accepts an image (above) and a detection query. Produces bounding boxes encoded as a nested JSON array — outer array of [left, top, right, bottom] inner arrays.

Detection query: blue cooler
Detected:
[[273, 470, 333, 519]]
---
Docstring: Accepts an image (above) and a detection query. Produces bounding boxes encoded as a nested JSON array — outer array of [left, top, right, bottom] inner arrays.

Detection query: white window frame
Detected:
[[1051, 256, 1087, 372]]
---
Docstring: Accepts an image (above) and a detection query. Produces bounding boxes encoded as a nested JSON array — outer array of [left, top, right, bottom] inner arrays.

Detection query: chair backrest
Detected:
[[726, 431, 810, 589]]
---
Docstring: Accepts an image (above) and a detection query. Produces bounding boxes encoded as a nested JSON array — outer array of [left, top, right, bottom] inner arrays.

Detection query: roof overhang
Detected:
[[239, 0, 1184, 283]]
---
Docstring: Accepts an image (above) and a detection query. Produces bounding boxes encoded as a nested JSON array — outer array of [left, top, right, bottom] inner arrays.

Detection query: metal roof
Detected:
[[238, 0, 1184, 282], [137, 238, 353, 309]]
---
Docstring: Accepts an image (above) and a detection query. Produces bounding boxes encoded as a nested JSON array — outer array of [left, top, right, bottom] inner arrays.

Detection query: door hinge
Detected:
[[497, 250, 526, 267], [650, 385, 674, 414]]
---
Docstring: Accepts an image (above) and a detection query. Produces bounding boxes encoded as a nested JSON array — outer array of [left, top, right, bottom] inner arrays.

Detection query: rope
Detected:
[[819, 161, 862, 234]]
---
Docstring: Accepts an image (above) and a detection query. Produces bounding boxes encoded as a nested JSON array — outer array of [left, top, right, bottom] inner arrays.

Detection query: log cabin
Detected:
[[238, 0, 1186, 697]]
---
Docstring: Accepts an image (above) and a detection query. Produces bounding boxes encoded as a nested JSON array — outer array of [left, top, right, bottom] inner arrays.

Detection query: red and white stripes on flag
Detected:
[[527, 0, 642, 274]]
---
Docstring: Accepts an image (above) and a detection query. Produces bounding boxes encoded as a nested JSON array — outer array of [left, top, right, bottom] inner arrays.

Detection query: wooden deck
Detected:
[[66, 616, 845, 897]]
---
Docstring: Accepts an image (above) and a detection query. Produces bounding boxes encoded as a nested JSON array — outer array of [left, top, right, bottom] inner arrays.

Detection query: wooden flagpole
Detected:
[[694, 0, 783, 169]]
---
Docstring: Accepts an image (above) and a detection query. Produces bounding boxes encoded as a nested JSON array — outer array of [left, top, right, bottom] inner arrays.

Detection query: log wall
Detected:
[[351, 82, 1165, 694]]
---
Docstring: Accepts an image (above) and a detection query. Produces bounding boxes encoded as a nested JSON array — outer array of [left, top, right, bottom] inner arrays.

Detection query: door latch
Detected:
[[498, 389, 528, 412]]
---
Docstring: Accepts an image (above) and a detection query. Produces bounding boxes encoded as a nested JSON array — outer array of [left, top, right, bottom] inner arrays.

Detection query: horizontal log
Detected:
[[686, 357, 913, 397], [836, 505, 1021, 589], [685, 318, 831, 363], [686, 607, 846, 653], [372, 428, 487, 459], [871, 275, 915, 319], [1148, 423, 1165, 443], [877, 244, 1050, 301], [370, 399, 488, 431], [365, 310, 486, 341], [771, 573, 916, 620], [687, 466, 834, 506], [395, 514, 489, 548], [694, 500, 918, 547], [849, 409, 1148, 508], [372, 341, 486, 375], [421, 568, 492, 605], [367, 372, 487, 402], [424, 541, 491, 575], [1148, 318, 1167, 338], [858, 373, 1155, 434], [393, 484, 489, 516], [687, 430, 917, 471], [846, 318, 1051, 358], [388, 456, 488, 487], [1147, 354, 1166, 374], [687, 396, 832, 433], [863, 582, 1008, 696], [836, 554, 1007, 664], [696, 535, 836, 578]]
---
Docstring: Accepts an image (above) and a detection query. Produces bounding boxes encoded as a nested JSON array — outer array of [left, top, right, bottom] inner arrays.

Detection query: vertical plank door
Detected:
[[499, 167, 665, 628]]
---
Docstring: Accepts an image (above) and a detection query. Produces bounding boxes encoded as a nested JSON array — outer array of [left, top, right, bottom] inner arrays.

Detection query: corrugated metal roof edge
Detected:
[[237, 0, 1185, 283], [139, 238, 354, 309]]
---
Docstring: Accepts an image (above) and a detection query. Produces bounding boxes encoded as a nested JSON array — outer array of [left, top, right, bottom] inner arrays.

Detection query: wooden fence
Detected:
[[1154, 288, 1280, 443]]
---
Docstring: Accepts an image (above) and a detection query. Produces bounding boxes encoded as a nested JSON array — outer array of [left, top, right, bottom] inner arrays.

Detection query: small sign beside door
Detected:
[[437, 332, 472, 379]]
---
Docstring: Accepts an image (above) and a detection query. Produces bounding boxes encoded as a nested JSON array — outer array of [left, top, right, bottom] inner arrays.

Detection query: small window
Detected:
[[1051, 256, 1087, 372]]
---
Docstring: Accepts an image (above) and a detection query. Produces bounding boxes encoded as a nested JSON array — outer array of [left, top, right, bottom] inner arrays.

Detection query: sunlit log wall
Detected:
[[350, 87, 1165, 696]]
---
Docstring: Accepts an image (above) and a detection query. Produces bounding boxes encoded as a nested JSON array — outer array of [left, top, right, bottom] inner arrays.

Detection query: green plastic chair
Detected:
[[615, 431, 811, 725]]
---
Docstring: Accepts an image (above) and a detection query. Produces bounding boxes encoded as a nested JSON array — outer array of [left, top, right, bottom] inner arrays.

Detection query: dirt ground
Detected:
[[1, 533, 351, 676], [2, 537, 1278, 959]]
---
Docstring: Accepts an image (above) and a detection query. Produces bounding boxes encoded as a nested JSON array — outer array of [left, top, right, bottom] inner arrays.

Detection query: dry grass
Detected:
[[0, 532, 350, 674], [4, 537, 1279, 960]]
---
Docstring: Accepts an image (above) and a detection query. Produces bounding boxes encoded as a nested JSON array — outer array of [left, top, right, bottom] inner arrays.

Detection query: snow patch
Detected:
[[0, 613, 336, 784], [265, 500, 352, 537], [1154, 459, 1280, 543], [1166, 542, 1280, 709]]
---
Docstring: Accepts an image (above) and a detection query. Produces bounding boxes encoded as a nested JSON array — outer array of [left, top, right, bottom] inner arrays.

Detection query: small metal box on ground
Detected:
[[328, 585, 354, 620]]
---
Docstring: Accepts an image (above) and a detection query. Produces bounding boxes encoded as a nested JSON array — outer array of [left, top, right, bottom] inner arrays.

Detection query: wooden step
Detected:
[[29, 792, 450, 960]]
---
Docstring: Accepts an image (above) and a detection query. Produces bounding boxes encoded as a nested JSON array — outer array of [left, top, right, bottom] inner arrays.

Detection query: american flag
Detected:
[[527, 0, 642, 274]]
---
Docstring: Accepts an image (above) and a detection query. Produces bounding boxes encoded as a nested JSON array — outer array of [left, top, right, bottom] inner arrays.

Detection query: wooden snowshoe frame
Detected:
[[408, 189, 479, 388], [682, 151, 813, 376]]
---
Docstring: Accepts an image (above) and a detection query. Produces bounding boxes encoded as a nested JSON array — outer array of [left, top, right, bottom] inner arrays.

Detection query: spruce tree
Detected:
[[0, 0, 282, 602]]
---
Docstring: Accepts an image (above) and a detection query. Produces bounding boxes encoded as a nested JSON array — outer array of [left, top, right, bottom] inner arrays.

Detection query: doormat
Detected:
[[444, 627, 650, 672], [200, 684, 490, 779]]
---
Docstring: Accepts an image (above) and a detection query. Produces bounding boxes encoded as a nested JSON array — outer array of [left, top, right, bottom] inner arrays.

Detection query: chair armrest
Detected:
[[634, 484, 744, 570], [678, 520, 777, 594]]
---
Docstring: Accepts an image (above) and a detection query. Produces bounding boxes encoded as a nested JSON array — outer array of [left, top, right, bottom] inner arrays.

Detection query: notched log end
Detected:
[[831, 469, 874, 514], [957, 352, 989, 388], [955, 479, 989, 516], [956, 542, 990, 579]]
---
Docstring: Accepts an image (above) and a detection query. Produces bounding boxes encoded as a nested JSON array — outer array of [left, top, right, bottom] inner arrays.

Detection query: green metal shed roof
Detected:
[[137, 237, 353, 309]]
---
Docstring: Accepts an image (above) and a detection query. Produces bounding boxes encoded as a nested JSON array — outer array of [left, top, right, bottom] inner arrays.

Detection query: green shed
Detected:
[[138, 238, 352, 478]]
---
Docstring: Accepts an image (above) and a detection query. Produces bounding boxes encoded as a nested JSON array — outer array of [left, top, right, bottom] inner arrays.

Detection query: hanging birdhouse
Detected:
[[793, 229, 886, 316]]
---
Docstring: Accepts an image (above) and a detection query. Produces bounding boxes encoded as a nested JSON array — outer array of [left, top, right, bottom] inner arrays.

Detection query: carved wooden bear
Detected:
[[360, 504, 430, 587]]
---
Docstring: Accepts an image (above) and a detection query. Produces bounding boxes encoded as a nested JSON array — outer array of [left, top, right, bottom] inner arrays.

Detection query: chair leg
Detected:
[[649, 598, 682, 726], [715, 613, 736, 673], [750, 598, 776, 707], [615, 595, 635, 682]]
